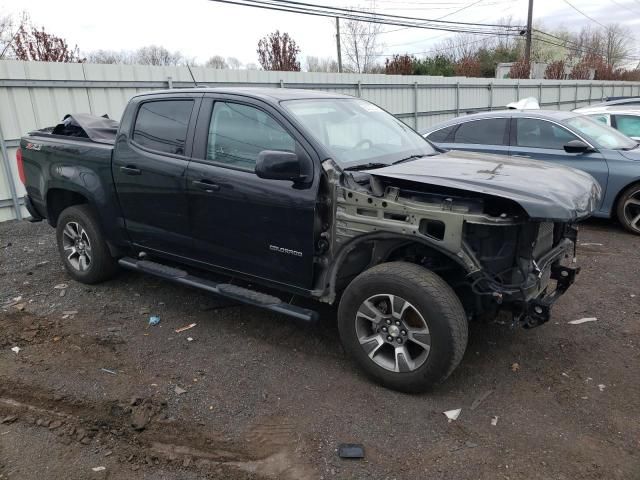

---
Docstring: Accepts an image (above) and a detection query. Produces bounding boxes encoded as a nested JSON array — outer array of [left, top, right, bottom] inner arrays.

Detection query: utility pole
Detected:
[[336, 16, 343, 73], [524, 0, 534, 66]]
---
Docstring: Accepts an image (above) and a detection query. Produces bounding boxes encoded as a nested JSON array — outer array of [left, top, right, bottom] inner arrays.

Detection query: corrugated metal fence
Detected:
[[1, 59, 639, 222]]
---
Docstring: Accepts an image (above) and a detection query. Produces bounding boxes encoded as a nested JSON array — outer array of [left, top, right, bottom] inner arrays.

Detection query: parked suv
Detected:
[[18, 88, 599, 391]]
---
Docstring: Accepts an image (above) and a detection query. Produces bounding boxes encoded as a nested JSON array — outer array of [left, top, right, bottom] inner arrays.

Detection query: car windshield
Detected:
[[564, 115, 637, 150], [282, 98, 436, 168]]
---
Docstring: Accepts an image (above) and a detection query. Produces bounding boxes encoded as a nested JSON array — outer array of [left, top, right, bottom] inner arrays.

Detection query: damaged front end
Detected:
[[463, 221, 579, 328], [315, 158, 593, 329]]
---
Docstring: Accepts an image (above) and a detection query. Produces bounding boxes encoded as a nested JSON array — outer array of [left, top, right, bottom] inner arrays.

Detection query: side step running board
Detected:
[[118, 257, 319, 322]]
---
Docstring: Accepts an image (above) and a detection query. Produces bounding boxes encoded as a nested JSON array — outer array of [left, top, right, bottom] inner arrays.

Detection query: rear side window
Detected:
[[614, 115, 640, 138], [133, 100, 194, 155], [515, 118, 578, 150], [426, 125, 456, 143], [207, 101, 295, 171], [452, 118, 508, 145]]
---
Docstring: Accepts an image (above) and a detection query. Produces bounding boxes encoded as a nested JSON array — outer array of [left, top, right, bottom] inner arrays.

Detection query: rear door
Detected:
[[429, 117, 511, 156], [185, 95, 320, 290], [509, 117, 609, 204], [112, 94, 201, 257]]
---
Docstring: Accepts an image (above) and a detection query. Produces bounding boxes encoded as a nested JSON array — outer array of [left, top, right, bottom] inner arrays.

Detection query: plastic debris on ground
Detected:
[[54, 283, 68, 290], [174, 386, 187, 395], [511, 362, 520, 372], [443, 409, 461, 422], [491, 416, 499, 426], [92, 466, 106, 472], [148, 316, 161, 326], [579, 242, 603, 246], [568, 317, 597, 325], [10, 346, 21, 354], [338, 443, 365, 459], [187, 337, 194, 342], [598, 384, 606, 392], [175, 323, 196, 333], [100, 368, 117, 375]]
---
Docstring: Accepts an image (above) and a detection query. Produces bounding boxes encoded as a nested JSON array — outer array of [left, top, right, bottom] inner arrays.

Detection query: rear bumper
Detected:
[[23, 195, 43, 222]]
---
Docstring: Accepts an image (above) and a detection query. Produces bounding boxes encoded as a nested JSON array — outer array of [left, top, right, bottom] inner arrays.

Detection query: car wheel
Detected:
[[337, 262, 468, 393], [56, 205, 118, 284], [616, 184, 640, 235]]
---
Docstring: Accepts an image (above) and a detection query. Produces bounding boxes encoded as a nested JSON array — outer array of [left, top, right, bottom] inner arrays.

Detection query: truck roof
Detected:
[[134, 87, 353, 102]]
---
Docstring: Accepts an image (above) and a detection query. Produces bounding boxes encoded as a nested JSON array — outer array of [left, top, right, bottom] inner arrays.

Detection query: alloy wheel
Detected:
[[61, 221, 93, 272], [355, 294, 431, 373]]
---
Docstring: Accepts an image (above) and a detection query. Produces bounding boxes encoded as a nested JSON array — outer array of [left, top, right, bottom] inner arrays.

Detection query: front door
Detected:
[[186, 97, 319, 290], [509, 117, 609, 206], [112, 95, 200, 257]]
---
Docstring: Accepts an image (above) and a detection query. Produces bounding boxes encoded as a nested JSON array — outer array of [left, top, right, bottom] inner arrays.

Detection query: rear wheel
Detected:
[[337, 262, 468, 392], [616, 184, 640, 235], [56, 205, 118, 284]]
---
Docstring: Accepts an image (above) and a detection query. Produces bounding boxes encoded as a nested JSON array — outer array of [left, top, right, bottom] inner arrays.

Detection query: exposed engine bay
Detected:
[[314, 160, 579, 328]]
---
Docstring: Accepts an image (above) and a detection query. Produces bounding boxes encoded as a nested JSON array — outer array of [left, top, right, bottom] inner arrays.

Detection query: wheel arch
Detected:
[[612, 179, 640, 220], [322, 232, 472, 303], [46, 188, 91, 227]]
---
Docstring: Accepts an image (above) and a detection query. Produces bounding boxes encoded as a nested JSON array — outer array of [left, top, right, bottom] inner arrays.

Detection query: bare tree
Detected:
[[86, 49, 134, 64], [134, 45, 185, 66], [341, 15, 382, 73], [602, 24, 633, 66], [205, 55, 228, 69], [13, 22, 83, 62], [226, 56, 242, 69], [306, 55, 339, 72], [257, 30, 301, 71]]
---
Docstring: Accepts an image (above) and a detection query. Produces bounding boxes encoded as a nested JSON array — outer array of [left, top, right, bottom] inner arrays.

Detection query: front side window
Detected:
[[516, 118, 578, 150], [614, 115, 640, 138], [564, 115, 636, 150], [133, 100, 194, 155], [452, 118, 508, 145], [282, 98, 436, 168], [207, 102, 295, 171]]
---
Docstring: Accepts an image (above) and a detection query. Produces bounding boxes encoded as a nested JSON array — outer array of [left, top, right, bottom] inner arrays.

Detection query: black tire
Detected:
[[616, 183, 640, 235], [337, 262, 468, 393], [56, 205, 118, 284]]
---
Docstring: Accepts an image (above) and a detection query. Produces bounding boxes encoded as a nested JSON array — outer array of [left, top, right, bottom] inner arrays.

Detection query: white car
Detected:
[[573, 105, 640, 141]]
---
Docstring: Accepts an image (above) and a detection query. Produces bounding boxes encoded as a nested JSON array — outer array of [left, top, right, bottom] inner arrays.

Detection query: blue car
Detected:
[[422, 110, 640, 234]]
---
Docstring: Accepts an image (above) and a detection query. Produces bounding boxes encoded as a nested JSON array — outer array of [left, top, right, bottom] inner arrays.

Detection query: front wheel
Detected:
[[56, 205, 118, 284], [616, 184, 640, 235], [337, 262, 468, 393]]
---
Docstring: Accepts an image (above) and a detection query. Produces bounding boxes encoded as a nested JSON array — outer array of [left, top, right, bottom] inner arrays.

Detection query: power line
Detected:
[[208, 0, 524, 35], [257, 0, 517, 27], [607, 0, 640, 15], [533, 32, 640, 62], [559, 0, 607, 29]]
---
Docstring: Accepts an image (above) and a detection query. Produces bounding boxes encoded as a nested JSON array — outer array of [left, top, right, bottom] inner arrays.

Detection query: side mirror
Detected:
[[255, 150, 305, 181], [564, 139, 594, 154]]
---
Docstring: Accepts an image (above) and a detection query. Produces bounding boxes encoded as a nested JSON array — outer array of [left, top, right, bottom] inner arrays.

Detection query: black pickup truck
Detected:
[[18, 88, 600, 392]]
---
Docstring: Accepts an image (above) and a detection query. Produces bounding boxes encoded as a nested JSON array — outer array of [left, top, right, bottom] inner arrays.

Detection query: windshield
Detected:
[[564, 115, 637, 150], [282, 98, 436, 168]]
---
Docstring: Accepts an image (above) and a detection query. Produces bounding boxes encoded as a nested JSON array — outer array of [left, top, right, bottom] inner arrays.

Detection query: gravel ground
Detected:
[[0, 218, 639, 479]]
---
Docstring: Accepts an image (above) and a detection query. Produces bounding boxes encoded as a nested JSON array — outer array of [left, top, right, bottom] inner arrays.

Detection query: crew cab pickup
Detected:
[[18, 88, 601, 392]]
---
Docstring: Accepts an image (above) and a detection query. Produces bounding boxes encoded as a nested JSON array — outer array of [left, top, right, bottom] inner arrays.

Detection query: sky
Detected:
[[2, 0, 640, 67]]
